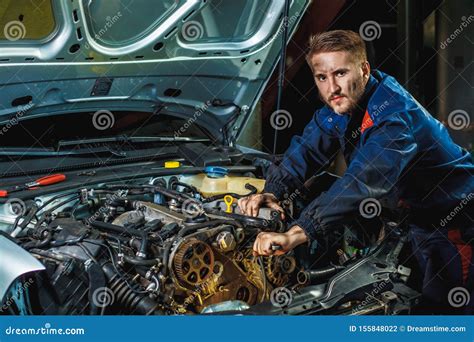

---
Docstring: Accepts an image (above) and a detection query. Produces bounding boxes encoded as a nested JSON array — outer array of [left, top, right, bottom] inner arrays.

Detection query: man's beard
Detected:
[[320, 77, 366, 114]]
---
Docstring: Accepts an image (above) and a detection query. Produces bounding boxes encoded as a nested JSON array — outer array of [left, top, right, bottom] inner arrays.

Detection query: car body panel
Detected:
[[0, 235, 45, 301], [0, 0, 309, 142]]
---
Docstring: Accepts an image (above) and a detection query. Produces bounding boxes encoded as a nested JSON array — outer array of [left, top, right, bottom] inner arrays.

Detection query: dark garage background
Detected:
[[237, 0, 473, 165]]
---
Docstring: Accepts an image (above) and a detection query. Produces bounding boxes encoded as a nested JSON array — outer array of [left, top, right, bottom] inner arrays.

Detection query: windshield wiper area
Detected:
[[0, 145, 128, 158], [57, 135, 210, 148], [0, 136, 210, 158]]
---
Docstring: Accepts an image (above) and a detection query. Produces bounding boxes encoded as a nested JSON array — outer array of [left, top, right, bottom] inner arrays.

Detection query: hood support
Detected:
[[272, 0, 292, 154]]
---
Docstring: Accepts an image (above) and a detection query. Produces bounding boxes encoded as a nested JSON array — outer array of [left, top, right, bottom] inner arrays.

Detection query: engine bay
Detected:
[[2, 168, 301, 314], [0, 166, 420, 315]]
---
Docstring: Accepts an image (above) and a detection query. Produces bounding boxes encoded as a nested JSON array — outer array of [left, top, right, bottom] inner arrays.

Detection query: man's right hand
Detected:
[[237, 193, 285, 219]]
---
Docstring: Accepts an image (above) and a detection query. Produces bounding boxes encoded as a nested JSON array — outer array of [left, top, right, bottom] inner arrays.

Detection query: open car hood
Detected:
[[0, 0, 309, 143]]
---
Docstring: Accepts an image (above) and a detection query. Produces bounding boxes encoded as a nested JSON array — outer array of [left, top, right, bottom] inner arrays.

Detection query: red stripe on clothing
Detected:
[[360, 110, 374, 134], [448, 229, 472, 284]]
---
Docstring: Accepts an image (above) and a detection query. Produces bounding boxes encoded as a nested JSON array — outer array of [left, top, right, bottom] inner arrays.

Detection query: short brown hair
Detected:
[[306, 30, 367, 64]]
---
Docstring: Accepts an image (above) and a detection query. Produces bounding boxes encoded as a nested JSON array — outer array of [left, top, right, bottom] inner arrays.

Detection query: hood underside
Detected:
[[0, 0, 309, 141]]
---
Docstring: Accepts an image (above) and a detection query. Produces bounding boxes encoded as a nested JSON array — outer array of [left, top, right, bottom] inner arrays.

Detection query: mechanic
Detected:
[[238, 30, 474, 313]]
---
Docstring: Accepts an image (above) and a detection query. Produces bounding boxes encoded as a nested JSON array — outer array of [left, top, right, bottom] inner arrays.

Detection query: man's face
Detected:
[[309, 51, 370, 114]]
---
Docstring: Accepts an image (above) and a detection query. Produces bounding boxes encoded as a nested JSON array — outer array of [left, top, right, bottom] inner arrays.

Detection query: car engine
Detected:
[[1, 168, 419, 315], [1, 170, 304, 315]]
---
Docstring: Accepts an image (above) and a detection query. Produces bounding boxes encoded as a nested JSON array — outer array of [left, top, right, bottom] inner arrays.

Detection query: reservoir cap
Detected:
[[204, 166, 228, 178]]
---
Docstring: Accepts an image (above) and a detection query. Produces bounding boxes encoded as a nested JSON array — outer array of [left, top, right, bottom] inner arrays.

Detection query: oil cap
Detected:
[[164, 161, 181, 168], [204, 166, 228, 178]]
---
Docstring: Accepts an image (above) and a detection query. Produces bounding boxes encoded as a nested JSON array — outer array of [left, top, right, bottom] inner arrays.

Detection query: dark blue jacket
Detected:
[[264, 70, 474, 241]]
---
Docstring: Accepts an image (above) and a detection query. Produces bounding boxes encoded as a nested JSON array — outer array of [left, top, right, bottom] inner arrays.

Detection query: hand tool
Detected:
[[0, 174, 66, 197]]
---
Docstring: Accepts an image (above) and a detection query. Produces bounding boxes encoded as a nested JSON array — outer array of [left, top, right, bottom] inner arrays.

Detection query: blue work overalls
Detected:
[[264, 70, 474, 313]]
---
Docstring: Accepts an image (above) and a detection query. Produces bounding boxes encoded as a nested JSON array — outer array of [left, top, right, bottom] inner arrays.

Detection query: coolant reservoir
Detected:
[[179, 166, 265, 198]]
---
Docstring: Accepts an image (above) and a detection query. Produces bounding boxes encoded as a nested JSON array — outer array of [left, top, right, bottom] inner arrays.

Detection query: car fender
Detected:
[[0, 235, 45, 302]]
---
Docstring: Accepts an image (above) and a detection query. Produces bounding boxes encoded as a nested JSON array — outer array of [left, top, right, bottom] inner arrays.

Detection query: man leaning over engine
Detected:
[[238, 30, 474, 313]]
